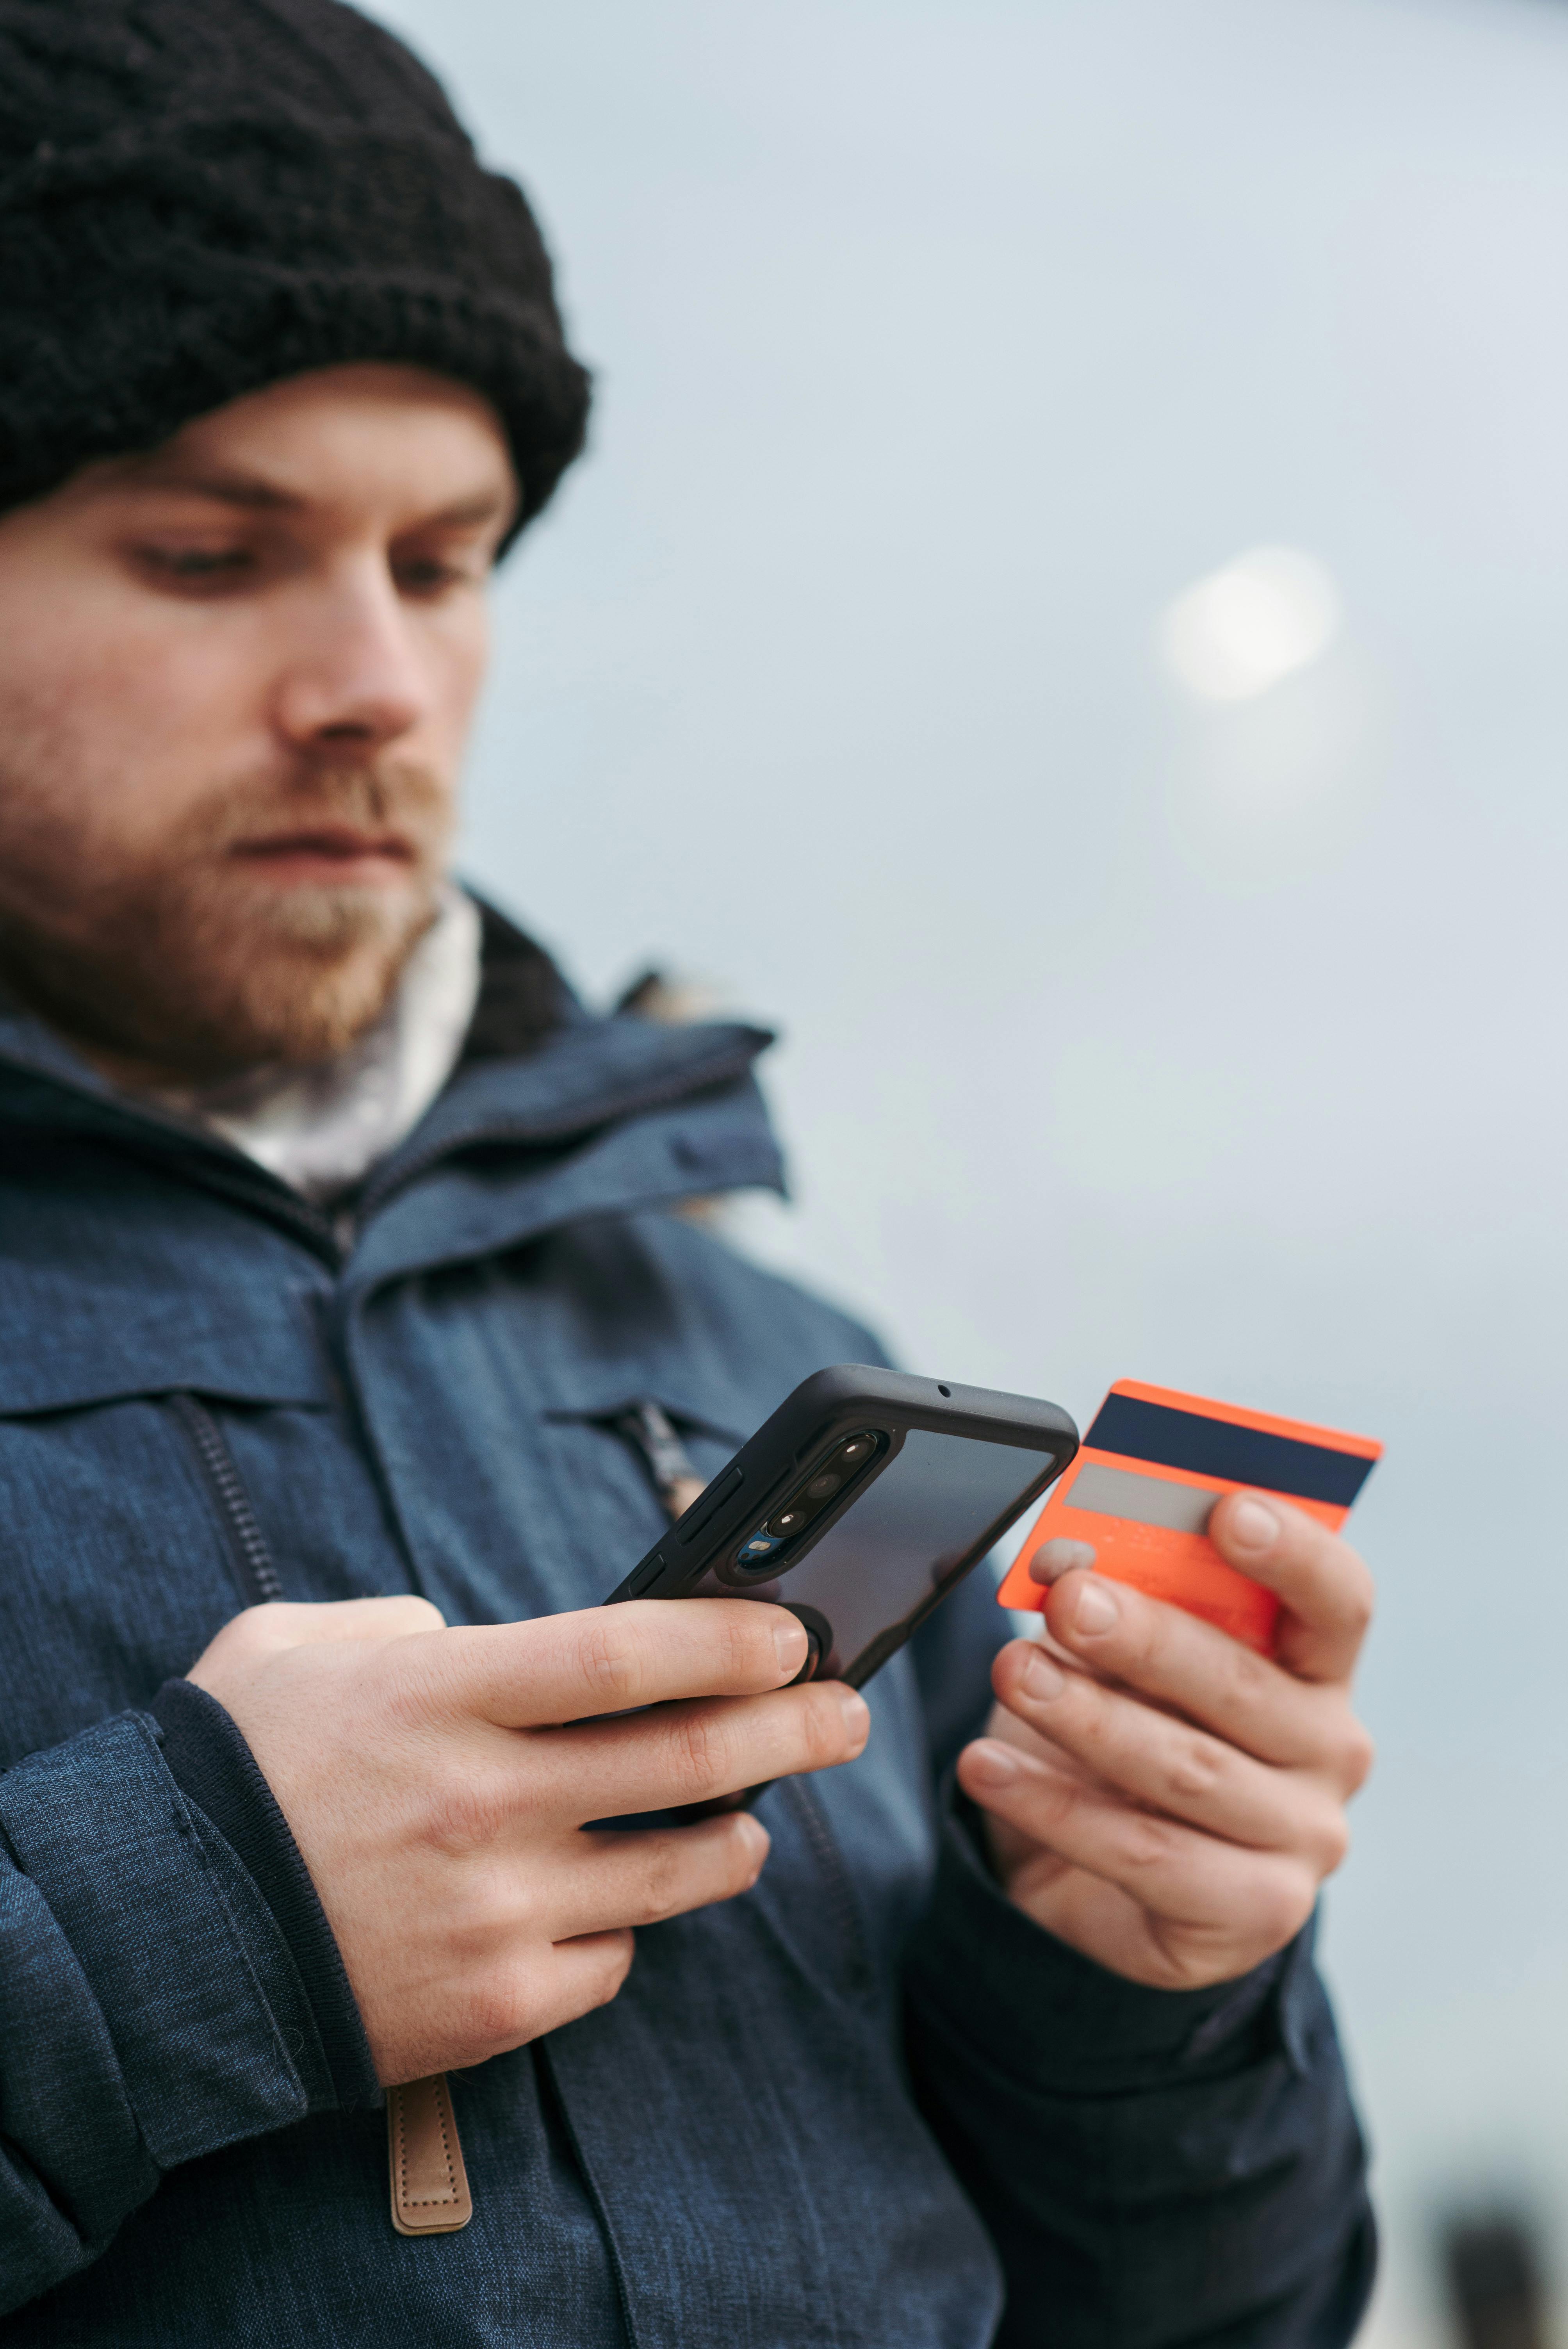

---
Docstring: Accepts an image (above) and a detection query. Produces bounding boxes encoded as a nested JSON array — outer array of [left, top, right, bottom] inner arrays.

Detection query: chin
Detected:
[[243, 873, 434, 952], [167, 873, 441, 1068]]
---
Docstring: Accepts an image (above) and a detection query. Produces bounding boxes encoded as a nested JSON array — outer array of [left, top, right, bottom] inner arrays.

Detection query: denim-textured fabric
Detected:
[[0, 964, 1373, 2346], [148, 1677, 380, 2107]]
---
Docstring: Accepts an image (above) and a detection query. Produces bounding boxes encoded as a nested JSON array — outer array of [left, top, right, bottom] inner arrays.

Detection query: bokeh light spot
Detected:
[[1157, 545, 1343, 702]]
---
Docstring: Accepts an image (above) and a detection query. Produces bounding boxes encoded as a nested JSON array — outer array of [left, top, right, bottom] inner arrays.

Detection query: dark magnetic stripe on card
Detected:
[[1084, 1394, 1377, 1508]]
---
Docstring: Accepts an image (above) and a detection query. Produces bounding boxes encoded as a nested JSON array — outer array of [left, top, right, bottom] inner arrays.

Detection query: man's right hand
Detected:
[[186, 1595, 869, 2085]]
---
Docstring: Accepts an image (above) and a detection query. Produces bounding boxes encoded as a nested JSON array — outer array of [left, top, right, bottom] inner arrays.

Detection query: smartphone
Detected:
[[602, 1365, 1079, 1689]]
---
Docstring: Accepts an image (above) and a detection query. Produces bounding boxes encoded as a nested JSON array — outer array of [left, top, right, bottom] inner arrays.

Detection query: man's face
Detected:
[[0, 363, 517, 1081]]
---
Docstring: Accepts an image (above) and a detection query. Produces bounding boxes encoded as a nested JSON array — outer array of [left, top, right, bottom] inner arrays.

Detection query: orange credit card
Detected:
[[996, 1379, 1382, 1653]]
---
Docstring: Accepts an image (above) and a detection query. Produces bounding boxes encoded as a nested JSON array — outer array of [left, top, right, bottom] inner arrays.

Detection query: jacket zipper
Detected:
[[170, 1393, 285, 1606], [781, 1776, 875, 1998]]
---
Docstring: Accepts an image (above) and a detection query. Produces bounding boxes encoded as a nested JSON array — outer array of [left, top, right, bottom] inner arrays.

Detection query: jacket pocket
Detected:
[[0, 1301, 328, 1765]]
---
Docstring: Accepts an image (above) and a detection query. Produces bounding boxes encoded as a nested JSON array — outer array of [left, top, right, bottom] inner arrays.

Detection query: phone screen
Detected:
[[684, 1428, 1050, 1682]]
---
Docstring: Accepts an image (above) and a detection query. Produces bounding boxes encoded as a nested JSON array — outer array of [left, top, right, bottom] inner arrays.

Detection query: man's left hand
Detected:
[[957, 1492, 1375, 1989]]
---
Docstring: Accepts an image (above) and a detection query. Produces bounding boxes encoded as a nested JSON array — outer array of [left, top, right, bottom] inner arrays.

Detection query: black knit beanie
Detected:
[[0, 0, 590, 539]]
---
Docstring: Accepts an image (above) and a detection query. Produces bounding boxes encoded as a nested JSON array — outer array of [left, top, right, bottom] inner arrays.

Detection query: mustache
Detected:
[[199, 758, 451, 854]]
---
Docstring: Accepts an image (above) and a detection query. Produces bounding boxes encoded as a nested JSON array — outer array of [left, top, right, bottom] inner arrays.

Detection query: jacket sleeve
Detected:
[[0, 1701, 375, 2315], [901, 1572, 1375, 2349]]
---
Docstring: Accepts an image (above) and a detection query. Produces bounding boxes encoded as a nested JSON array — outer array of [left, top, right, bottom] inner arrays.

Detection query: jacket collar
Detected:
[[0, 895, 784, 1270]]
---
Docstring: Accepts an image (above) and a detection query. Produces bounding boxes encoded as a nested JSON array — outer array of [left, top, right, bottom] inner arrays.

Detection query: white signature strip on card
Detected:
[[1064, 1460, 1221, 1535]]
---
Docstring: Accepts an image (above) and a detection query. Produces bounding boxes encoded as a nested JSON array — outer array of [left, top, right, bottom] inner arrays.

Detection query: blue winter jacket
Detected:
[[0, 905, 1373, 2347]]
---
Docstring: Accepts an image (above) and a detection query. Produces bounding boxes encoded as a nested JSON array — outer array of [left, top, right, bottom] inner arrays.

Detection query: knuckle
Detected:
[[715, 1604, 778, 1685], [665, 1703, 731, 1798], [1336, 1563, 1375, 1640], [1121, 1810, 1183, 1874], [205, 1602, 289, 1663], [996, 1757, 1083, 1841], [574, 1617, 645, 1712], [385, 1596, 446, 1637], [631, 1837, 688, 1926], [445, 1875, 522, 1961], [798, 1687, 856, 1769], [1108, 1591, 1165, 1674], [1254, 1867, 1316, 1950], [231, 1601, 288, 1643], [590, 1932, 635, 2009], [378, 1642, 453, 1732], [464, 1964, 536, 2056], [1037, 1771, 1087, 1836], [1222, 1640, 1275, 1711], [1165, 1732, 1224, 1803], [1296, 1535, 1372, 1639], [1311, 1805, 1351, 1877], [1336, 1716, 1376, 1792], [426, 1760, 511, 1857], [1072, 1696, 1122, 1777]]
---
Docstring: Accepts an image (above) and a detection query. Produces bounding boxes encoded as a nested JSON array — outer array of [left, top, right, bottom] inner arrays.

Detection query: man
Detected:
[[0, 2, 1376, 2342]]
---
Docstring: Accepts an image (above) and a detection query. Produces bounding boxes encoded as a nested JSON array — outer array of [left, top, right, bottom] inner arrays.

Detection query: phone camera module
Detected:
[[751, 1431, 881, 1560]]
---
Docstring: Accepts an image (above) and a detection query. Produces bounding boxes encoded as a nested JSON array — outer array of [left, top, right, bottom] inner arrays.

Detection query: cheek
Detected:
[[423, 606, 491, 754], [87, 616, 268, 766], [0, 589, 269, 851]]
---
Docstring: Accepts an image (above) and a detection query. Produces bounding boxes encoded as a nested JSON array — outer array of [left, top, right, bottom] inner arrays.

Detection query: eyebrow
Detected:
[[109, 463, 515, 530], [115, 463, 303, 512]]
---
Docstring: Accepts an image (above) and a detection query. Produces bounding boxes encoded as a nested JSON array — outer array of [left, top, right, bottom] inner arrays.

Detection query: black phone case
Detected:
[[603, 1364, 1079, 1691]]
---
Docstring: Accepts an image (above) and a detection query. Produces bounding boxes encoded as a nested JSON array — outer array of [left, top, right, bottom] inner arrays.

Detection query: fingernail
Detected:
[[1229, 1497, 1279, 1552], [834, 1685, 870, 1743], [1021, 1645, 1066, 1701], [966, 1740, 1020, 1788], [774, 1616, 808, 1674], [1070, 1577, 1119, 1634], [1030, 1537, 1097, 1585]]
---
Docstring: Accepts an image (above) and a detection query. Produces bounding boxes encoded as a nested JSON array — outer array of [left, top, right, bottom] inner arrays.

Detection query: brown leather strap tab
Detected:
[[388, 2072, 473, 2235]]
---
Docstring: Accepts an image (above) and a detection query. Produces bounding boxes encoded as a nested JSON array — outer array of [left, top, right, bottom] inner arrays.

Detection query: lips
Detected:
[[233, 826, 414, 864], [226, 825, 419, 886]]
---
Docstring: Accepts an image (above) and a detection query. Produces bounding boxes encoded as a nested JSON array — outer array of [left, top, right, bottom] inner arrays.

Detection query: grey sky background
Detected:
[[374, 0, 1568, 2333]]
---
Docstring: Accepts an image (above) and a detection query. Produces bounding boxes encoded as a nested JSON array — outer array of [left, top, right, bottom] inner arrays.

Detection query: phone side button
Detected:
[[627, 1554, 666, 1596], [675, 1465, 743, 1544]]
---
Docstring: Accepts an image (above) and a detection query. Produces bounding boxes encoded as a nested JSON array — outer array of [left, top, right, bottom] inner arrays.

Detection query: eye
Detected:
[[135, 544, 257, 585], [394, 552, 485, 597], [396, 556, 459, 592]]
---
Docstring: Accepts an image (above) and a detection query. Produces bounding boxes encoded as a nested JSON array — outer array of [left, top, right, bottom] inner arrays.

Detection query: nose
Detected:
[[270, 563, 428, 755]]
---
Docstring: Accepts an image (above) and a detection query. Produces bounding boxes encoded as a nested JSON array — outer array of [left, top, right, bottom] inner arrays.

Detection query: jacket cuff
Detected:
[[905, 1779, 1308, 2098], [0, 1711, 349, 2173], [149, 1679, 379, 2112]]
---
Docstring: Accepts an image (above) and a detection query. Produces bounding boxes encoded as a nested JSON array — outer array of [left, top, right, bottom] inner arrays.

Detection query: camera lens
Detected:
[[841, 1438, 871, 1462], [805, 1471, 841, 1500], [765, 1506, 806, 1537]]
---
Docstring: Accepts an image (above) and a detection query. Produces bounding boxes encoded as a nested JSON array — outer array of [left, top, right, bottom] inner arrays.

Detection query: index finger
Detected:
[[1034, 1574, 1329, 1768], [1206, 1492, 1374, 1684], [412, 1600, 810, 1729]]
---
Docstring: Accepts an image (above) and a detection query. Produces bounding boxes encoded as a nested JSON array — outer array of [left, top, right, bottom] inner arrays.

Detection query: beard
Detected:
[[0, 757, 455, 1082]]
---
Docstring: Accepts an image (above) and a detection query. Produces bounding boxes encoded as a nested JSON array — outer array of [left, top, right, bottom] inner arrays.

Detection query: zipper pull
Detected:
[[388, 2073, 472, 2236], [615, 1397, 707, 1520]]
